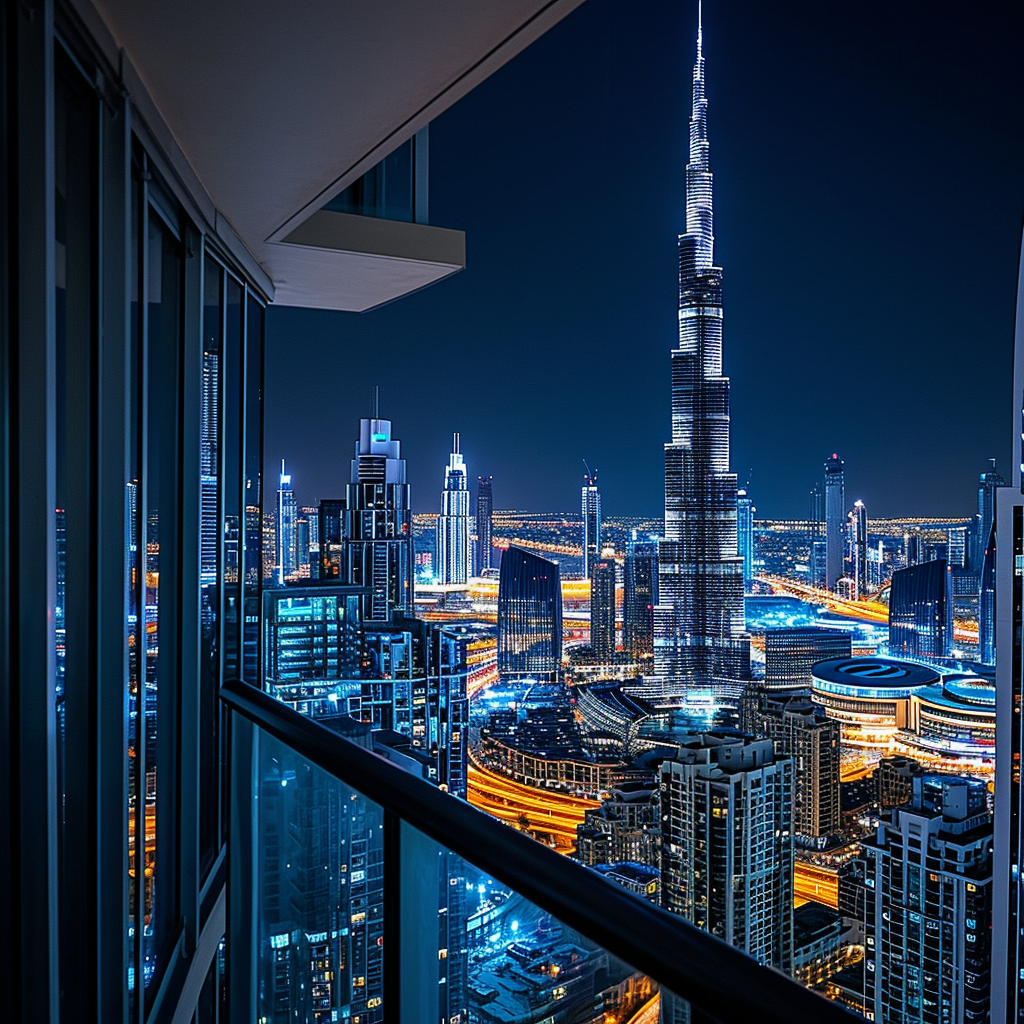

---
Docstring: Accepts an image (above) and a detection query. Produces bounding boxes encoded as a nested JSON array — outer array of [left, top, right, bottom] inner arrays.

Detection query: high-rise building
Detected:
[[847, 500, 867, 599], [737, 487, 755, 593], [754, 694, 841, 845], [263, 510, 278, 581], [888, 559, 952, 661], [589, 548, 617, 663], [763, 628, 852, 692], [653, 17, 750, 696], [475, 475, 493, 576], [497, 546, 562, 684], [980, 536, 996, 666], [575, 783, 659, 869], [824, 455, 845, 592], [581, 465, 601, 579], [976, 461, 1005, 569], [340, 412, 414, 624], [624, 532, 658, 664], [948, 526, 967, 569], [276, 460, 298, 584], [436, 433, 470, 585], [904, 525, 923, 568], [862, 775, 992, 1024], [660, 733, 793, 975], [809, 480, 827, 588]]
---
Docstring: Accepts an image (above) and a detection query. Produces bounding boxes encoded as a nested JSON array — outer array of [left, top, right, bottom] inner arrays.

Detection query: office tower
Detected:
[[824, 455, 845, 592], [653, 16, 750, 695], [809, 480, 825, 526], [888, 559, 952, 661], [263, 510, 278, 581], [904, 525, 923, 568], [980, 538, 996, 665], [847, 500, 867, 599], [262, 586, 364, 696], [660, 734, 793, 973], [436, 433, 471, 585], [867, 540, 886, 589], [475, 475, 493, 575], [589, 548, 617, 662], [359, 616, 469, 797], [948, 526, 967, 568], [976, 461, 1005, 569], [340, 412, 414, 624], [624, 532, 658, 663], [863, 776, 992, 1024], [581, 465, 601, 579], [276, 461, 298, 584], [763, 627, 852, 692], [754, 694, 841, 844], [575, 783, 659, 868], [875, 756, 925, 811], [737, 488, 755, 593], [294, 515, 309, 575], [497, 546, 562, 684]]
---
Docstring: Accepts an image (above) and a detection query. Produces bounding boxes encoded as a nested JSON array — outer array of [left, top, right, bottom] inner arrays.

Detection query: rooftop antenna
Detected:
[[990, 457, 998, 472], [453, 431, 460, 455], [372, 384, 379, 420]]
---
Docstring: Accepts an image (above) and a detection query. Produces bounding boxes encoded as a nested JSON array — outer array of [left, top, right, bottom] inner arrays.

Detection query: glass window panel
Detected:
[[242, 296, 264, 686], [222, 277, 242, 683], [54, 47, 96, 1019], [143, 209, 183, 992], [256, 728, 385, 1024], [199, 256, 223, 878]]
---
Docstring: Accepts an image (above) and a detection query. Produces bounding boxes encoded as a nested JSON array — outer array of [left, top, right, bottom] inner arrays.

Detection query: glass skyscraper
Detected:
[[737, 487, 755, 593], [589, 552, 617, 662], [497, 546, 563, 684], [653, 15, 750, 696], [624, 532, 658, 664], [888, 559, 952, 661], [848, 499, 868, 598], [581, 466, 601, 579], [824, 454, 845, 592], [276, 460, 297, 584], [341, 413, 414, 624], [475, 475, 494, 575], [436, 433, 471, 585]]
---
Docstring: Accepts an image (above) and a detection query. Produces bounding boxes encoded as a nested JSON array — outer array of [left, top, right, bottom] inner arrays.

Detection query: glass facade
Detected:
[[888, 558, 952, 661], [497, 546, 563, 683]]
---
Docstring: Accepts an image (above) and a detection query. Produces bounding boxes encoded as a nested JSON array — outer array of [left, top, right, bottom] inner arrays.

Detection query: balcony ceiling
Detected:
[[90, 0, 586, 309]]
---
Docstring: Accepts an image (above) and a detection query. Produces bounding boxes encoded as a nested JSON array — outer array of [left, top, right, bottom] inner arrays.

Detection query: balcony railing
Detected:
[[221, 678, 863, 1024]]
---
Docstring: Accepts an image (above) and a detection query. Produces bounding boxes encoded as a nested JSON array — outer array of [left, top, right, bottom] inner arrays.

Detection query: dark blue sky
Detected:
[[266, 0, 1024, 520]]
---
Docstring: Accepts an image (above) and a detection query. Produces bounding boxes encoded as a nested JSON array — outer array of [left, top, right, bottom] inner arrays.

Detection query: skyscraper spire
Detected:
[[652, 10, 750, 699]]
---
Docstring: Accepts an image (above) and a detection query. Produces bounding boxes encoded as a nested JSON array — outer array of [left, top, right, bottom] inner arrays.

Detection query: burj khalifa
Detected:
[[651, 8, 751, 699]]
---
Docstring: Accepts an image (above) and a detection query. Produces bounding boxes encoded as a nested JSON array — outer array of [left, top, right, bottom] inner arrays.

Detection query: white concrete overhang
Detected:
[[82, 0, 587, 311]]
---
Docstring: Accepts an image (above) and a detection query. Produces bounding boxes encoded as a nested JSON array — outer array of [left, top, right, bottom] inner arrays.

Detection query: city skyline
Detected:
[[265, 0, 1024, 520]]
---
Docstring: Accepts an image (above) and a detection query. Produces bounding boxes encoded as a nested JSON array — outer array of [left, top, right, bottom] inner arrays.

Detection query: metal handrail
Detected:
[[221, 677, 863, 1024]]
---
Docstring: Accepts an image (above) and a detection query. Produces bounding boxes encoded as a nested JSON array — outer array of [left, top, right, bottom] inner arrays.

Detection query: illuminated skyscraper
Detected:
[[624, 532, 658, 664], [436, 433, 470, 585], [590, 549, 616, 662], [276, 460, 297, 584], [737, 488, 755, 593], [341, 410, 414, 624], [888, 559, 952, 661], [581, 465, 601, 579], [653, 15, 750, 695], [824, 455, 845, 592], [660, 733, 794, 985], [497, 546, 562, 684], [978, 461, 1004, 666], [847, 500, 867, 599], [475, 475, 493, 575]]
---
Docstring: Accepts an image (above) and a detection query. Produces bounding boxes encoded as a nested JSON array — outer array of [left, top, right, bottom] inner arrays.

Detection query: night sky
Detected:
[[265, 0, 1024, 521]]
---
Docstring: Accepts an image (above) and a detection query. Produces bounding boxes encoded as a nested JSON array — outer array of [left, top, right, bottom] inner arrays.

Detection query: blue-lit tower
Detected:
[[276, 460, 297, 584], [475, 475, 494, 575], [653, 11, 750, 695], [582, 464, 601, 579], [436, 433, 470, 585], [737, 488, 755, 593], [341, 406, 414, 624], [824, 455, 845, 592]]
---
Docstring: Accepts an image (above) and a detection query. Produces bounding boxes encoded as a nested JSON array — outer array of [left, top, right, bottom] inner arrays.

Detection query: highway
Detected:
[[761, 576, 978, 645], [467, 751, 599, 852], [794, 861, 839, 909], [624, 994, 660, 1024]]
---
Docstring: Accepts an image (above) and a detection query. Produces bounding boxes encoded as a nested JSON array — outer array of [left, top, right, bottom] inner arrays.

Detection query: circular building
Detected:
[[905, 676, 995, 764], [810, 657, 939, 750]]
